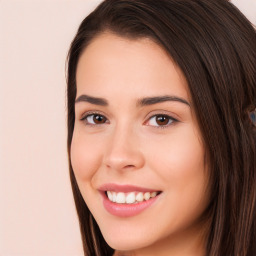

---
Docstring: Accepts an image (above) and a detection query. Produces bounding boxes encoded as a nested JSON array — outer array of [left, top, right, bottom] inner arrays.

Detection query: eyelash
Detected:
[[80, 112, 179, 129], [147, 114, 178, 128]]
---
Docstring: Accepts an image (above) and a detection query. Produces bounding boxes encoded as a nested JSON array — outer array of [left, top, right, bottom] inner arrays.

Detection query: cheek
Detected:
[[70, 130, 103, 181], [154, 126, 205, 179], [147, 125, 207, 205], [70, 129, 106, 214], [145, 126, 209, 234]]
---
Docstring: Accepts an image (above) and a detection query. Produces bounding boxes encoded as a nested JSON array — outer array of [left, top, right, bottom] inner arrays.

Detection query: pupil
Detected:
[[156, 115, 168, 125], [94, 115, 105, 124]]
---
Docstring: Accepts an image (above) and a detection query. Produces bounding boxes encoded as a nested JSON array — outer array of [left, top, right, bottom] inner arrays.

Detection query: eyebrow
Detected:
[[75, 94, 190, 107], [137, 95, 190, 107], [75, 94, 108, 106]]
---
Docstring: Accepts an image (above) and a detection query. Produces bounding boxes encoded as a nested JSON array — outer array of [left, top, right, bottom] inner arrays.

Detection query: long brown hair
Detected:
[[66, 0, 256, 255]]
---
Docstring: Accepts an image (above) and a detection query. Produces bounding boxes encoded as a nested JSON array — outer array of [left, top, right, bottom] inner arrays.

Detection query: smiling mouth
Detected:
[[100, 185, 163, 217], [105, 191, 162, 204]]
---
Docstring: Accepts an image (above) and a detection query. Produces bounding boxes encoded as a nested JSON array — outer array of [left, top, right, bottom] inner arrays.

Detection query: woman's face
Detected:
[[71, 32, 209, 255]]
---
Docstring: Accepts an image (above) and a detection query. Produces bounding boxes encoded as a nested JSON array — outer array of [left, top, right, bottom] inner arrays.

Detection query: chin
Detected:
[[106, 239, 147, 252], [102, 229, 153, 251]]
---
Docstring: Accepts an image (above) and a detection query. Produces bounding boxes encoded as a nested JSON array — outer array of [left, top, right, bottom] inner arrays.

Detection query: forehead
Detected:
[[76, 32, 189, 101]]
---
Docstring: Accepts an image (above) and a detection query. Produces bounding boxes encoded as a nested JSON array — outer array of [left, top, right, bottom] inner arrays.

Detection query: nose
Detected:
[[103, 125, 145, 172]]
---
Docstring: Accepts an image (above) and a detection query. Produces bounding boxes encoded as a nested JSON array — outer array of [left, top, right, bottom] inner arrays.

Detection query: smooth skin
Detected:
[[71, 32, 210, 256]]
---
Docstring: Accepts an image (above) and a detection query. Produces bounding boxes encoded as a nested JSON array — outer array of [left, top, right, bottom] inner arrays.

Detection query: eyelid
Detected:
[[80, 110, 105, 120], [143, 110, 180, 128], [145, 114, 178, 128], [144, 110, 180, 121], [80, 111, 109, 125]]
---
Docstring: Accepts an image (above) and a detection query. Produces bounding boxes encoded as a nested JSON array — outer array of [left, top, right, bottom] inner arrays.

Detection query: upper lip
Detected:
[[98, 183, 161, 193]]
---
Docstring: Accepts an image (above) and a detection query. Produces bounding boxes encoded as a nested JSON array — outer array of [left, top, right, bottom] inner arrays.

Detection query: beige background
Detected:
[[0, 0, 255, 255]]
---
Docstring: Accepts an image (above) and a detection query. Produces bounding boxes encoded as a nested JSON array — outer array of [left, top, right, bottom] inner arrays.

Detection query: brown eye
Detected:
[[93, 114, 106, 124], [83, 114, 107, 125], [155, 115, 169, 126], [147, 114, 177, 128]]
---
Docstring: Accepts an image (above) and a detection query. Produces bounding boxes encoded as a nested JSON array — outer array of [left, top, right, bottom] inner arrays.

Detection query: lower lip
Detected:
[[101, 192, 161, 217]]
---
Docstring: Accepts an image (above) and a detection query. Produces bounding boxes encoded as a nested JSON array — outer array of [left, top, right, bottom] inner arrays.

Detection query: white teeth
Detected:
[[126, 192, 136, 204], [150, 192, 157, 198], [107, 191, 113, 201], [112, 192, 117, 203], [135, 192, 144, 202], [116, 192, 126, 203], [144, 192, 151, 200], [106, 191, 159, 204]]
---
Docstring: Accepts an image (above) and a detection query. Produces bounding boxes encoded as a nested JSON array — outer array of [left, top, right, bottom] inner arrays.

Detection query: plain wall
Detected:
[[0, 1, 102, 255], [0, 0, 255, 255]]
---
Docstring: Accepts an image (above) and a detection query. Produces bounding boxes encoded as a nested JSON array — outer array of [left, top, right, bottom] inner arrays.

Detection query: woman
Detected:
[[66, 0, 256, 255]]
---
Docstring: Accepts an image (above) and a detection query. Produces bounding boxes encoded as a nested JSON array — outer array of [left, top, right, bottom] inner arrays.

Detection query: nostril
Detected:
[[124, 164, 136, 168]]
